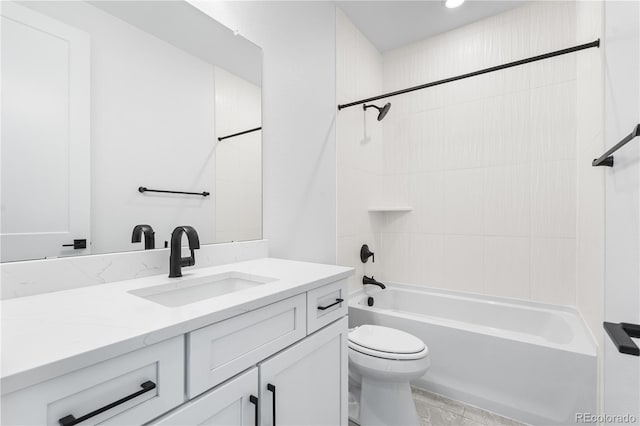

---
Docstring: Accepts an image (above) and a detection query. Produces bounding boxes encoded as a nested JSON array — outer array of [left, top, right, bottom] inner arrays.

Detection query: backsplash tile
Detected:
[[1, 240, 269, 299]]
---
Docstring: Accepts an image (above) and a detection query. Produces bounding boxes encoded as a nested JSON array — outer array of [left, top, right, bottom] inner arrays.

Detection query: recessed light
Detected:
[[445, 0, 465, 8]]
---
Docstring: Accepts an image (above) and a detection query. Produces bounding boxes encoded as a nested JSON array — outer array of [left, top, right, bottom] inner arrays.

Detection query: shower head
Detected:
[[363, 102, 391, 121]]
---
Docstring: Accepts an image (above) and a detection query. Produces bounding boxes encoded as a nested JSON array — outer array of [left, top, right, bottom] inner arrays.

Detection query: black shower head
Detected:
[[363, 102, 392, 121]]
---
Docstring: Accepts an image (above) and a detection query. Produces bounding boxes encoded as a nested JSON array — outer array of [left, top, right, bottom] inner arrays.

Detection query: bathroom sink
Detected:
[[128, 272, 277, 307]]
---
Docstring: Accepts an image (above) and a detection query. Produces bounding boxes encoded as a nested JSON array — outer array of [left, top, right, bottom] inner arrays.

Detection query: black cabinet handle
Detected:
[[267, 383, 276, 425], [604, 322, 640, 356], [58, 381, 156, 426], [62, 239, 87, 250], [317, 298, 344, 311], [249, 395, 259, 426]]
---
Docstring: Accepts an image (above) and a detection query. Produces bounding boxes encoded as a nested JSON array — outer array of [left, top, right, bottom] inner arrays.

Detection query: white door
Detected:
[[1, 2, 90, 262], [151, 368, 259, 426], [603, 0, 640, 421], [258, 318, 348, 426]]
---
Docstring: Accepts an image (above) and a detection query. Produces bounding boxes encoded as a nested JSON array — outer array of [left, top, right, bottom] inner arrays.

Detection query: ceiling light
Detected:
[[445, 0, 465, 8]]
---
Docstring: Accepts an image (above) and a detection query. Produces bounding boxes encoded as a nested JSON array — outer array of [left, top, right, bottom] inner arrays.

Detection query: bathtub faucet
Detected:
[[363, 275, 386, 289]]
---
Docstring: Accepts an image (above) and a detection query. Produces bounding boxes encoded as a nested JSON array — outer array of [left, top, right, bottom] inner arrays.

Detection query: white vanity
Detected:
[[1, 258, 353, 425]]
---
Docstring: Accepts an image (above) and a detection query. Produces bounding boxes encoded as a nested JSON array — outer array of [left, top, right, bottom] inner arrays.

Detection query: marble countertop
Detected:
[[1, 257, 353, 395]]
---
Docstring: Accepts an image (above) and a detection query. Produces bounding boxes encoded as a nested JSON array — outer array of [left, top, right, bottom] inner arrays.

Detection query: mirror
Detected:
[[1, 1, 262, 262]]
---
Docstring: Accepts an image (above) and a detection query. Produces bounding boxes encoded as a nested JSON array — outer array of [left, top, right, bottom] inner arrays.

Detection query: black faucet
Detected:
[[131, 224, 155, 250], [363, 275, 386, 289], [169, 226, 200, 278], [360, 244, 375, 263]]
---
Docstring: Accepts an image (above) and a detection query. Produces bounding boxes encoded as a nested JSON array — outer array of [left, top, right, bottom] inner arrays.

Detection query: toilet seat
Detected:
[[348, 325, 428, 360]]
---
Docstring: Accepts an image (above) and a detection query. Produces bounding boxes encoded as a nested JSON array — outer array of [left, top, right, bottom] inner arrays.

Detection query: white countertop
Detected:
[[1, 258, 353, 395]]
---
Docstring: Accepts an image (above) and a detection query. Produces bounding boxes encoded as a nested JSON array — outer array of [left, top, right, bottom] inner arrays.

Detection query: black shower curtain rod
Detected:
[[337, 39, 600, 110], [217, 127, 262, 142]]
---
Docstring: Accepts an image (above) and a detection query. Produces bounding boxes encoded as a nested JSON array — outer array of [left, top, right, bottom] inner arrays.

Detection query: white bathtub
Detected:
[[348, 283, 597, 426]]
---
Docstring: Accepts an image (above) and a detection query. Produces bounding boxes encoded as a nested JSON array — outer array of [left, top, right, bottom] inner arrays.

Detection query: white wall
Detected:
[[336, 2, 604, 338], [335, 8, 385, 291], [21, 1, 217, 253], [214, 66, 262, 243], [191, 1, 337, 265], [602, 0, 640, 418]]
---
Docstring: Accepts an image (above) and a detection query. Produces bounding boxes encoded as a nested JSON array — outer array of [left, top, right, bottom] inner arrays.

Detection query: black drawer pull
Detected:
[[249, 395, 259, 426], [317, 298, 344, 311], [58, 381, 156, 426], [267, 383, 276, 425]]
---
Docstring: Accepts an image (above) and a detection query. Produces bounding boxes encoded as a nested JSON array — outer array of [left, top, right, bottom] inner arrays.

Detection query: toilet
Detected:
[[348, 325, 430, 426]]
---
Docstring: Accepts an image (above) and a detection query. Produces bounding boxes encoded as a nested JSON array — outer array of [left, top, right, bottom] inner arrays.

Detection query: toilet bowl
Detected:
[[348, 325, 430, 426]]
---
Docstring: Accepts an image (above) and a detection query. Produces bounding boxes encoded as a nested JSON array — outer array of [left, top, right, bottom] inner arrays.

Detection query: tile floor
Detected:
[[349, 387, 528, 426]]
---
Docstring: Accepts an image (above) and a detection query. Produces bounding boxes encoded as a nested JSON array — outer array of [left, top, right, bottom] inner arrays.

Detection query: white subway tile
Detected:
[[531, 237, 576, 304], [444, 169, 484, 235], [483, 236, 530, 299], [485, 91, 532, 167], [443, 101, 486, 170], [443, 235, 484, 294], [409, 109, 445, 172], [409, 233, 445, 287], [409, 171, 445, 234], [484, 164, 530, 237], [529, 2, 577, 87], [530, 81, 577, 161], [531, 160, 576, 238], [380, 232, 411, 282]]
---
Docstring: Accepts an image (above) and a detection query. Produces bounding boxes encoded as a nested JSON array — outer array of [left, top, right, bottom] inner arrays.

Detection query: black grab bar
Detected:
[[593, 124, 640, 167], [138, 187, 210, 197]]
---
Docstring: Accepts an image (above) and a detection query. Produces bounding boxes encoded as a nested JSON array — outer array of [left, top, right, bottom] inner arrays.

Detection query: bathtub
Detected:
[[348, 283, 597, 426]]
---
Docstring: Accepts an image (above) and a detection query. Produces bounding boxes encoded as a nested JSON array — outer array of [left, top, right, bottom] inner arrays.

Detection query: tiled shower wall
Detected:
[[379, 1, 581, 302], [337, 1, 604, 336]]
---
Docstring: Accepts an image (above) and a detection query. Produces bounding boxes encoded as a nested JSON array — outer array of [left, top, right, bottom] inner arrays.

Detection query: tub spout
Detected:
[[363, 275, 386, 289]]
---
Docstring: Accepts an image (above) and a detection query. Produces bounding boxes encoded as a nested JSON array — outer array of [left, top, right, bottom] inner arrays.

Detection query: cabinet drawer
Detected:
[[1, 336, 184, 426], [148, 368, 258, 425], [187, 294, 306, 398], [306, 279, 348, 334]]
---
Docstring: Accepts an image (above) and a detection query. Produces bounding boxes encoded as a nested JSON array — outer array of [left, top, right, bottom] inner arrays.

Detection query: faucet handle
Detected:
[[360, 244, 375, 263]]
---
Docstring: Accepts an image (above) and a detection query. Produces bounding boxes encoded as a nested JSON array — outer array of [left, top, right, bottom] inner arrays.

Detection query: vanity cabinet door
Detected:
[[187, 294, 306, 398], [148, 368, 258, 426], [258, 317, 348, 426]]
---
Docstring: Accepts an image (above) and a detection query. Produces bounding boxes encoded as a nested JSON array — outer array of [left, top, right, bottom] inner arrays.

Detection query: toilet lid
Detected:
[[348, 325, 425, 355]]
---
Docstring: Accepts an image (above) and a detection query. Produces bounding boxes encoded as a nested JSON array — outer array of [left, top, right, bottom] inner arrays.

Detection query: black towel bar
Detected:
[[138, 187, 210, 197], [604, 322, 640, 356], [593, 124, 640, 167]]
